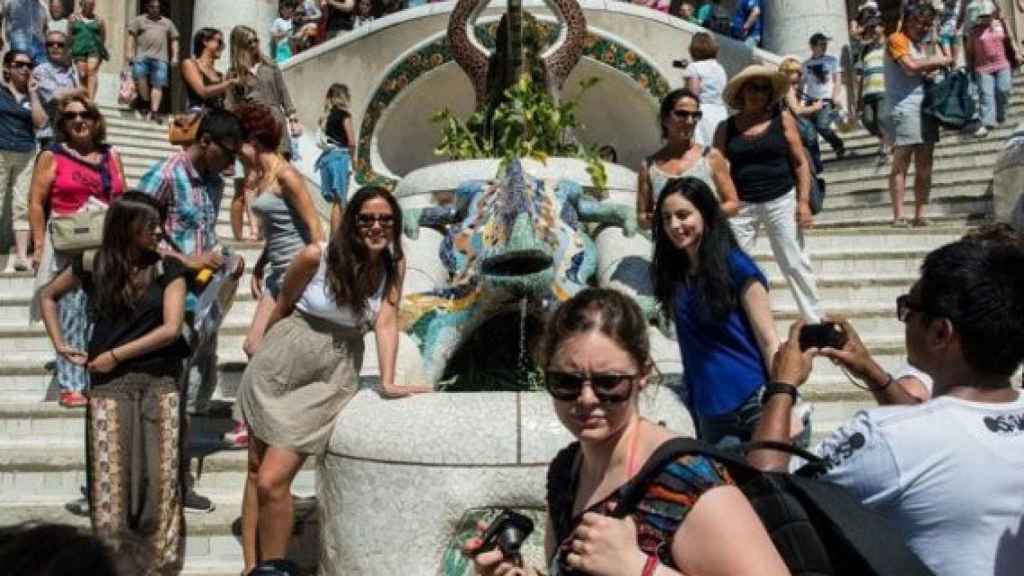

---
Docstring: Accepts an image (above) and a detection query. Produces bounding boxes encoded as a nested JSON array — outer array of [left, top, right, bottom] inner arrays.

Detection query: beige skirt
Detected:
[[238, 311, 365, 455]]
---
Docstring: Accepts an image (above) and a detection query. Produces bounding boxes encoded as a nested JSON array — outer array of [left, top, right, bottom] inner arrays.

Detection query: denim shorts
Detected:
[[132, 57, 170, 88]]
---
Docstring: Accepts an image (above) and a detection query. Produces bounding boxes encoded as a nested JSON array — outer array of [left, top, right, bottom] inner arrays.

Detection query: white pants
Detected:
[[730, 190, 821, 323]]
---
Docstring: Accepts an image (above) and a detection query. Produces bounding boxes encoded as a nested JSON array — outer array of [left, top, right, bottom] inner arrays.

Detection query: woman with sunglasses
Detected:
[[221, 103, 323, 450], [0, 49, 45, 273], [637, 88, 739, 230], [29, 94, 125, 407], [237, 186, 429, 573], [37, 192, 191, 575], [714, 64, 820, 324], [467, 288, 789, 576], [652, 177, 779, 446], [181, 27, 236, 112]]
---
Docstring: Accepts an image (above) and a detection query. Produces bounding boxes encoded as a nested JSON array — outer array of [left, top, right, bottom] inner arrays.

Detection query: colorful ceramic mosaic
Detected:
[[355, 23, 670, 185]]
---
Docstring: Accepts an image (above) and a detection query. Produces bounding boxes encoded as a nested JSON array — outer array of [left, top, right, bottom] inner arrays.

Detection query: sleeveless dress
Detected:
[[70, 17, 106, 60], [249, 160, 312, 297], [238, 244, 385, 454]]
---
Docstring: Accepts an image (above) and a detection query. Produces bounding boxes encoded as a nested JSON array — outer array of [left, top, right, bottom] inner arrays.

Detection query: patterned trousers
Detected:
[[56, 286, 92, 393], [86, 367, 185, 576]]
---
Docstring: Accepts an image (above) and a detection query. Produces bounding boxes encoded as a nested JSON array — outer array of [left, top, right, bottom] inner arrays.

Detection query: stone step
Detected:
[[825, 166, 991, 197], [822, 135, 1008, 169], [823, 152, 994, 187], [749, 227, 964, 254], [829, 111, 1022, 149], [766, 273, 912, 309], [0, 437, 317, 498], [813, 195, 990, 227]]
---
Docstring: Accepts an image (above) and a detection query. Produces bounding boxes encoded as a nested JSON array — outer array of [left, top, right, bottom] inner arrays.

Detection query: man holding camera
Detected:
[[750, 238, 1024, 576]]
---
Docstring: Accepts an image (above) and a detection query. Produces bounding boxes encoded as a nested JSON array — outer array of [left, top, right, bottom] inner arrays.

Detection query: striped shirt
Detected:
[[861, 42, 886, 97]]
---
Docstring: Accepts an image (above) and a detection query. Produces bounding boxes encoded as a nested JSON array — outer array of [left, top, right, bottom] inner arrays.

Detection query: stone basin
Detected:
[[318, 379, 693, 575]]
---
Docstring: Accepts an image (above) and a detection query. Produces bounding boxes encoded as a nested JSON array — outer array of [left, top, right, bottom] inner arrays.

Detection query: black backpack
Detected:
[[548, 438, 935, 576]]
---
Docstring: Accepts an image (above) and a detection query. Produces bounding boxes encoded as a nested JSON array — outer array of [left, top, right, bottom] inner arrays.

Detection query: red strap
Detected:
[[641, 553, 659, 576]]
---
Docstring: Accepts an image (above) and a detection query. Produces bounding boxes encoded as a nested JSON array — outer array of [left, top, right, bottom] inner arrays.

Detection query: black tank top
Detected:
[[184, 60, 225, 110], [724, 112, 795, 204]]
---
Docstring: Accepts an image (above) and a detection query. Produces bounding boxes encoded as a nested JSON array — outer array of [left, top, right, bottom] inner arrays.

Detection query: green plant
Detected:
[[432, 75, 608, 196]]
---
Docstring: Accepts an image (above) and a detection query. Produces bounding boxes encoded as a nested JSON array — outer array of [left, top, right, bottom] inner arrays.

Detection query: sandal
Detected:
[[891, 218, 909, 228], [912, 218, 930, 228]]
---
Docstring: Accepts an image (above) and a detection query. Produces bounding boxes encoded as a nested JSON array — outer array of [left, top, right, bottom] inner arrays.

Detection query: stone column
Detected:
[[761, 0, 850, 60], [193, 0, 279, 59]]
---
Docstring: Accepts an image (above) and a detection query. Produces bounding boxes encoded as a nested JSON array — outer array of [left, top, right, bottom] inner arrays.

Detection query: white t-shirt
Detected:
[[270, 17, 293, 41], [295, 243, 384, 328], [808, 393, 1024, 576], [801, 54, 839, 101], [892, 363, 934, 396], [682, 59, 727, 108]]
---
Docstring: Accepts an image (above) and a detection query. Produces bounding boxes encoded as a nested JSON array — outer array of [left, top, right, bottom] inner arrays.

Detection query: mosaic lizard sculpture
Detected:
[[400, 159, 636, 385]]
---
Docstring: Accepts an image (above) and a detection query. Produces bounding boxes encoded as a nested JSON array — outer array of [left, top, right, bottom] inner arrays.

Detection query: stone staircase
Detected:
[[1, 75, 1021, 574]]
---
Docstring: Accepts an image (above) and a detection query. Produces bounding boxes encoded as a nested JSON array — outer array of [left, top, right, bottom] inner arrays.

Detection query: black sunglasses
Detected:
[[356, 213, 395, 228], [46, 41, 65, 48], [671, 109, 703, 120], [544, 371, 639, 403], [10, 60, 33, 70], [63, 110, 97, 121], [896, 293, 944, 323]]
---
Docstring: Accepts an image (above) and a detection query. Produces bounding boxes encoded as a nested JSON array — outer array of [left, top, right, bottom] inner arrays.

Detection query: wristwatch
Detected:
[[761, 382, 799, 404]]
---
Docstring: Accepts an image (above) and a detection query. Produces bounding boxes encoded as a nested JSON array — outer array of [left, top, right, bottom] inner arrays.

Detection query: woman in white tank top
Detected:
[[637, 88, 740, 231], [236, 186, 430, 573]]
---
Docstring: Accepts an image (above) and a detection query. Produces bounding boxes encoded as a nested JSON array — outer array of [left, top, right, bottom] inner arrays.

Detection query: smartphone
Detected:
[[799, 322, 848, 351], [477, 509, 535, 559]]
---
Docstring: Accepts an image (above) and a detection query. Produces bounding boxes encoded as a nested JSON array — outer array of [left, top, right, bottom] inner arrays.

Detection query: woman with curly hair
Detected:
[[237, 186, 429, 572]]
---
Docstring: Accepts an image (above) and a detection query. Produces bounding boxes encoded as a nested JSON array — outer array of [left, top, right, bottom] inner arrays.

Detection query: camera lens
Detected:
[[497, 525, 526, 556]]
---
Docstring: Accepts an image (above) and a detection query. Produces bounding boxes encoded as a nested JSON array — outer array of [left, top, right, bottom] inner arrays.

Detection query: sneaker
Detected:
[[184, 489, 216, 514], [223, 420, 249, 450], [59, 391, 87, 408], [972, 125, 989, 138]]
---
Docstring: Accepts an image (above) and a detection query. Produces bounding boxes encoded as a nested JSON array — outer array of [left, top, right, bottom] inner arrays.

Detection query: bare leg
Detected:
[[75, 60, 90, 100], [330, 200, 343, 234], [912, 144, 934, 223], [86, 57, 102, 101], [150, 86, 164, 119], [889, 146, 913, 222], [14, 230, 30, 265], [135, 77, 151, 117], [242, 435, 266, 572], [231, 177, 247, 240], [243, 293, 277, 359], [255, 444, 308, 562]]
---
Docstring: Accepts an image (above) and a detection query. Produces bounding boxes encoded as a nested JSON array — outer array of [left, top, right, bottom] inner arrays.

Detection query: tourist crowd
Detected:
[[0, 1, 1021, 576]]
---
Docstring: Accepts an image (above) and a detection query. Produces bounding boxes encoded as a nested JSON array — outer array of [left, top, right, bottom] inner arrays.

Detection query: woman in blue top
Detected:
[[651, 176, 779, 447]]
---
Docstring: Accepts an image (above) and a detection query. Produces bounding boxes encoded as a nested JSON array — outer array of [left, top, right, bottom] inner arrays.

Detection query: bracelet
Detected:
[[761, 382, 799, 404], [109, 349, 120, 364], [641, 554, 659, 576], [870, 373, 894, 392]]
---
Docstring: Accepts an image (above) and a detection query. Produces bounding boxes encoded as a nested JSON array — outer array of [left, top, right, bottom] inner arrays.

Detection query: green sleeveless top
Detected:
[[71, 17, 105, 60]]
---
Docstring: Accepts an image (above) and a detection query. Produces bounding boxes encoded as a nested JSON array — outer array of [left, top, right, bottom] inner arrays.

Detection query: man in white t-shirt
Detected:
[[751, 238, 1024, 576], [801, 32, 847, 157]]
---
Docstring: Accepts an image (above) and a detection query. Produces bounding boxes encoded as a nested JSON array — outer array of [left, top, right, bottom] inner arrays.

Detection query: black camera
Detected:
[[799, 322, 848, 351], [672, 58, 690, 69], [476, 509, 535, 560]]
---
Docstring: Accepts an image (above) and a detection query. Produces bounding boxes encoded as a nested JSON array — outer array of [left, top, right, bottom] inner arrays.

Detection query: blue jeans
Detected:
[[316, 148, 351, 204], [132, 57, 170, 88], [8, 32, 46, 63], [695, 387, 763, 449], [975, 68, 1012, 128], [806, 99, 845, 152]]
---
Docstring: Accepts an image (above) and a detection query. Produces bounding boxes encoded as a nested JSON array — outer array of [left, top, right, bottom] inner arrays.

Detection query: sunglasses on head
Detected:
[[671, 109, 703, 120], [544, 371, 639, 403], [356, 213, 395, 228]]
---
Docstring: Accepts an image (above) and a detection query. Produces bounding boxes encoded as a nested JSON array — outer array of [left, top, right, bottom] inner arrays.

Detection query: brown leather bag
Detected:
[[168, 111, 203, 145]]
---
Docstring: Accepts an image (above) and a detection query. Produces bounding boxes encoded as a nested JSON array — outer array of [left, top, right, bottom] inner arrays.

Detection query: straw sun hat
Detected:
[[722, 64, 789, 109]]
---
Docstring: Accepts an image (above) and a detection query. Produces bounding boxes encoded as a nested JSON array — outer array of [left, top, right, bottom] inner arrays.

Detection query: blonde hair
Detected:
[[229, 25, 272, 83], [320, 83, 350, 128], [779, 56, 802, 74]]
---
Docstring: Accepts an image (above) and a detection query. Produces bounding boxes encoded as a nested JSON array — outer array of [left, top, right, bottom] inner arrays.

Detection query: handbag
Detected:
[[168, 111, 203, 145], [50, 208, 107, 253], [922, 69, 975, 128], [117, 68, 136, 106]]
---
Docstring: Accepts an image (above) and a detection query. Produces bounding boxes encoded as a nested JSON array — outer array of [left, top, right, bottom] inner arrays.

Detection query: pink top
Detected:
[[972, 20, 1011, 74], [49, 145, 125, 215]]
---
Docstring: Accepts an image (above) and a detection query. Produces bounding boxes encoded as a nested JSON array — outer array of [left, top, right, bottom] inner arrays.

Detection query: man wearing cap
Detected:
[[802, 33, 847, 159], [884, 2, 952, 227]]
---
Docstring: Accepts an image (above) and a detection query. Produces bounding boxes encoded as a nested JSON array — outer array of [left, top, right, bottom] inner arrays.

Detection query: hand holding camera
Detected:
[[816, 318, 891, 389], [465, 509, 537, 576]]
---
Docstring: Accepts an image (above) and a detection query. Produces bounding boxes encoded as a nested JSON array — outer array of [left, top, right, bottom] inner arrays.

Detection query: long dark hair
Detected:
[[651, 177, 738, 322], [325, 186, 404, 318], [91, 192, 165, 317], [658, 87, 700, 139], [192, 27, 222, 58]]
